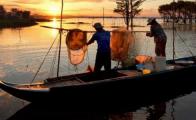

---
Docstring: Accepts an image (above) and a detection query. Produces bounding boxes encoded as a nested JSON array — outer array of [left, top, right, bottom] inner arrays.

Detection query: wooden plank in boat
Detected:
[[118, 70, 142, 77], [166, 64, 184, 70], [44, 77, 85, 87], [174, 60, 195, 66], [118, 64, 185, 77], [175, 60, 194, 64]]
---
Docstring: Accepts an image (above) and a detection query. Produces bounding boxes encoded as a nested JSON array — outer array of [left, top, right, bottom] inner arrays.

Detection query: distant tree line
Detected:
[[114, 0, 146, 30], [158, 1, 196, 24], [0, 5, 31, 19], [0, 5, 37, 28]]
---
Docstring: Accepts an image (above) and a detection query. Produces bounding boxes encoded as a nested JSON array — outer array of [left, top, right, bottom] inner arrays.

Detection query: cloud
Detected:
[[3, 4, 20, 9], [52, 0, 104, 2], [4, 0, 105, 7], [64, 8, 93, 12], [11, 0, 42, 4], [2, 0, 117, 16], [7, 0, 105, 3]]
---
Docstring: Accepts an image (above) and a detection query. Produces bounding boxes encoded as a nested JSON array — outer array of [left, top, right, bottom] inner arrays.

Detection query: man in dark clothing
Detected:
[[87, 23, 111, 72], [146, 18, 167, 57]]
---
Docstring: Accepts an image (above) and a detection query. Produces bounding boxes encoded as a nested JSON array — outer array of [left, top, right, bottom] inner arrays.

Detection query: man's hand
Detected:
[[146, 32, 151, 37]]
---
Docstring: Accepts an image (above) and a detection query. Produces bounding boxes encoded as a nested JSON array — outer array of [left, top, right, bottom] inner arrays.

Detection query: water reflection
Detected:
[[50, 18, 59, 37], [146, 102, 166, 120], [162, 22, 196, 31], [0, 18, 196, 120], [171, 100, 176, 120], [7, 104, 109, 120], [5, 89, 194, 120], [5, 103, 168, 120], [110, 112, 133, 120]]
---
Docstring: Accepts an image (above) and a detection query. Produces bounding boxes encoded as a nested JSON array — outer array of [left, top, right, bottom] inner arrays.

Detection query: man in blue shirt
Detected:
[[87, 23, 111, 72]]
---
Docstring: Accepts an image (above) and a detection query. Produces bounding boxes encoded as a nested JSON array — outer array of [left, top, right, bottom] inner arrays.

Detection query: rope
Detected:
[[144, 38, 149, 55], [172, 28, 177, 59], [176, 30, 195, 57], [48, 33, 60, 78], [30, 35, 58, 84], [57, 0, 64, 78], [86, 45, 91, 70]]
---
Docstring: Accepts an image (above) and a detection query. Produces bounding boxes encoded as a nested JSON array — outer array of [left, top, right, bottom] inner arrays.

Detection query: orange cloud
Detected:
[[140, 9, 160, 17], [1, 0, 166, 17], [8, 0, 42, 4], [53, 0, 104, 2]]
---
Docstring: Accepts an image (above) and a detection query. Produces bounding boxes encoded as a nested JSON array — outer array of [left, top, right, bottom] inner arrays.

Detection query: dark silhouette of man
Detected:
[[146, 18, 167, 57], [87, 23, 111, 72]]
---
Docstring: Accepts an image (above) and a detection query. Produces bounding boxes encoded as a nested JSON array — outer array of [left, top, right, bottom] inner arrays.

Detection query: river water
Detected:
[[0, 18, 195, 120]]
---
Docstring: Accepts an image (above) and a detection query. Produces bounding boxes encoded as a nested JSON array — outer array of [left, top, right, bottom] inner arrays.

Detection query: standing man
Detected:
[[146, 18, 167, 57], [87, 22, 111, 72]]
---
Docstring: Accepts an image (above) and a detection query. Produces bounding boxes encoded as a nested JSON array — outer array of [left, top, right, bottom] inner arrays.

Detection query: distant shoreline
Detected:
[[0, 18, 52, 28], [34, 18, 52, 22]]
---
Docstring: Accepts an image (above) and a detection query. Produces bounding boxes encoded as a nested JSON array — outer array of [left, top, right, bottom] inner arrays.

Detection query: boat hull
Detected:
[[0, 56, 196, 108]]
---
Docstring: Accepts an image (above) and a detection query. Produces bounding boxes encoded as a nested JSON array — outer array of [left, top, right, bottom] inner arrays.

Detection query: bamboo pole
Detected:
[[103, 7, 105, 26], [172, 0, 175, 60], [126, 0, 129, 30], [130, 0, 133, 30], [57, 0, 64, 78]]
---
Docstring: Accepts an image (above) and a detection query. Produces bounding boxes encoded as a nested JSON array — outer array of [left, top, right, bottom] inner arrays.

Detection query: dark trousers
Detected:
[[94, 51, 111, 72], [155, 38, 167, 57]]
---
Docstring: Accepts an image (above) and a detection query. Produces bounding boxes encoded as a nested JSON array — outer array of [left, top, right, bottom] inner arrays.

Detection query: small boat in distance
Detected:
[[64, 22, 91, 24]]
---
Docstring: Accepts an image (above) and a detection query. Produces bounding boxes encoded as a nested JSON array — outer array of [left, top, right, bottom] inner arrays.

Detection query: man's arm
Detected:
[[146, 26, 154, 37], [87, 34, 96, 45]]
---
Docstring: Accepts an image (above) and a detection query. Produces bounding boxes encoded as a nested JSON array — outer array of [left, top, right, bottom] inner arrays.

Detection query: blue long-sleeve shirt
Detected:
[[88, 30, 111, 54]]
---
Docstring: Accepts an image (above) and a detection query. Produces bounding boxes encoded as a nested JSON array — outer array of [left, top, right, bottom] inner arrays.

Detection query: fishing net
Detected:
[[110, 27, 133, 61], [66, 29, 87, 65]]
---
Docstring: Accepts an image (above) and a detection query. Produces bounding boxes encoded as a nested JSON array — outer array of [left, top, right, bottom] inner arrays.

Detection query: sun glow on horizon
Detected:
[[45, 3, 61, 16], [1, 0, 188, 17], [51, 18, 58, 37], [52, 18, 58, 27]]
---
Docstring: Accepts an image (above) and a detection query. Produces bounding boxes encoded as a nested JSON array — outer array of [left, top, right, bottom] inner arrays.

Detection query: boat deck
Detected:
[[16, 63, 192, 89], [41, 64, 185, 88]]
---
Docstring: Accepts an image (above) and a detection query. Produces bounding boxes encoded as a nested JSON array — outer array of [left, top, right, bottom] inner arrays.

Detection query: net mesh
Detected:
[[66, 29, 87, 65], [110, 28, 134, 61]]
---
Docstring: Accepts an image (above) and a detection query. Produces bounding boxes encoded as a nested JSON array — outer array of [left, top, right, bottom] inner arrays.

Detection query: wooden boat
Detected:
[[0, 56, 195, 108], [1, 1, 195, 109]]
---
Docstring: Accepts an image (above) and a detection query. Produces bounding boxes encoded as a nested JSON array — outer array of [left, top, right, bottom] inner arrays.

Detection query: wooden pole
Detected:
[[57, 0, 64, 78], [126, 0, 129, 30], [172, 0, 175, 60], [130, 0, 133, 30], [103, 7, 105, 26], [195, 0, 196, 24]]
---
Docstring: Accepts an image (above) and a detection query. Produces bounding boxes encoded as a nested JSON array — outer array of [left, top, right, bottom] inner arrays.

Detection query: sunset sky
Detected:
[[0, 0, 195, 17]]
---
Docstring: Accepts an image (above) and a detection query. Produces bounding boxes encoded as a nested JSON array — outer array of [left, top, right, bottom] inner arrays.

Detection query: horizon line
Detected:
[[33, 15, 161, 19]]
